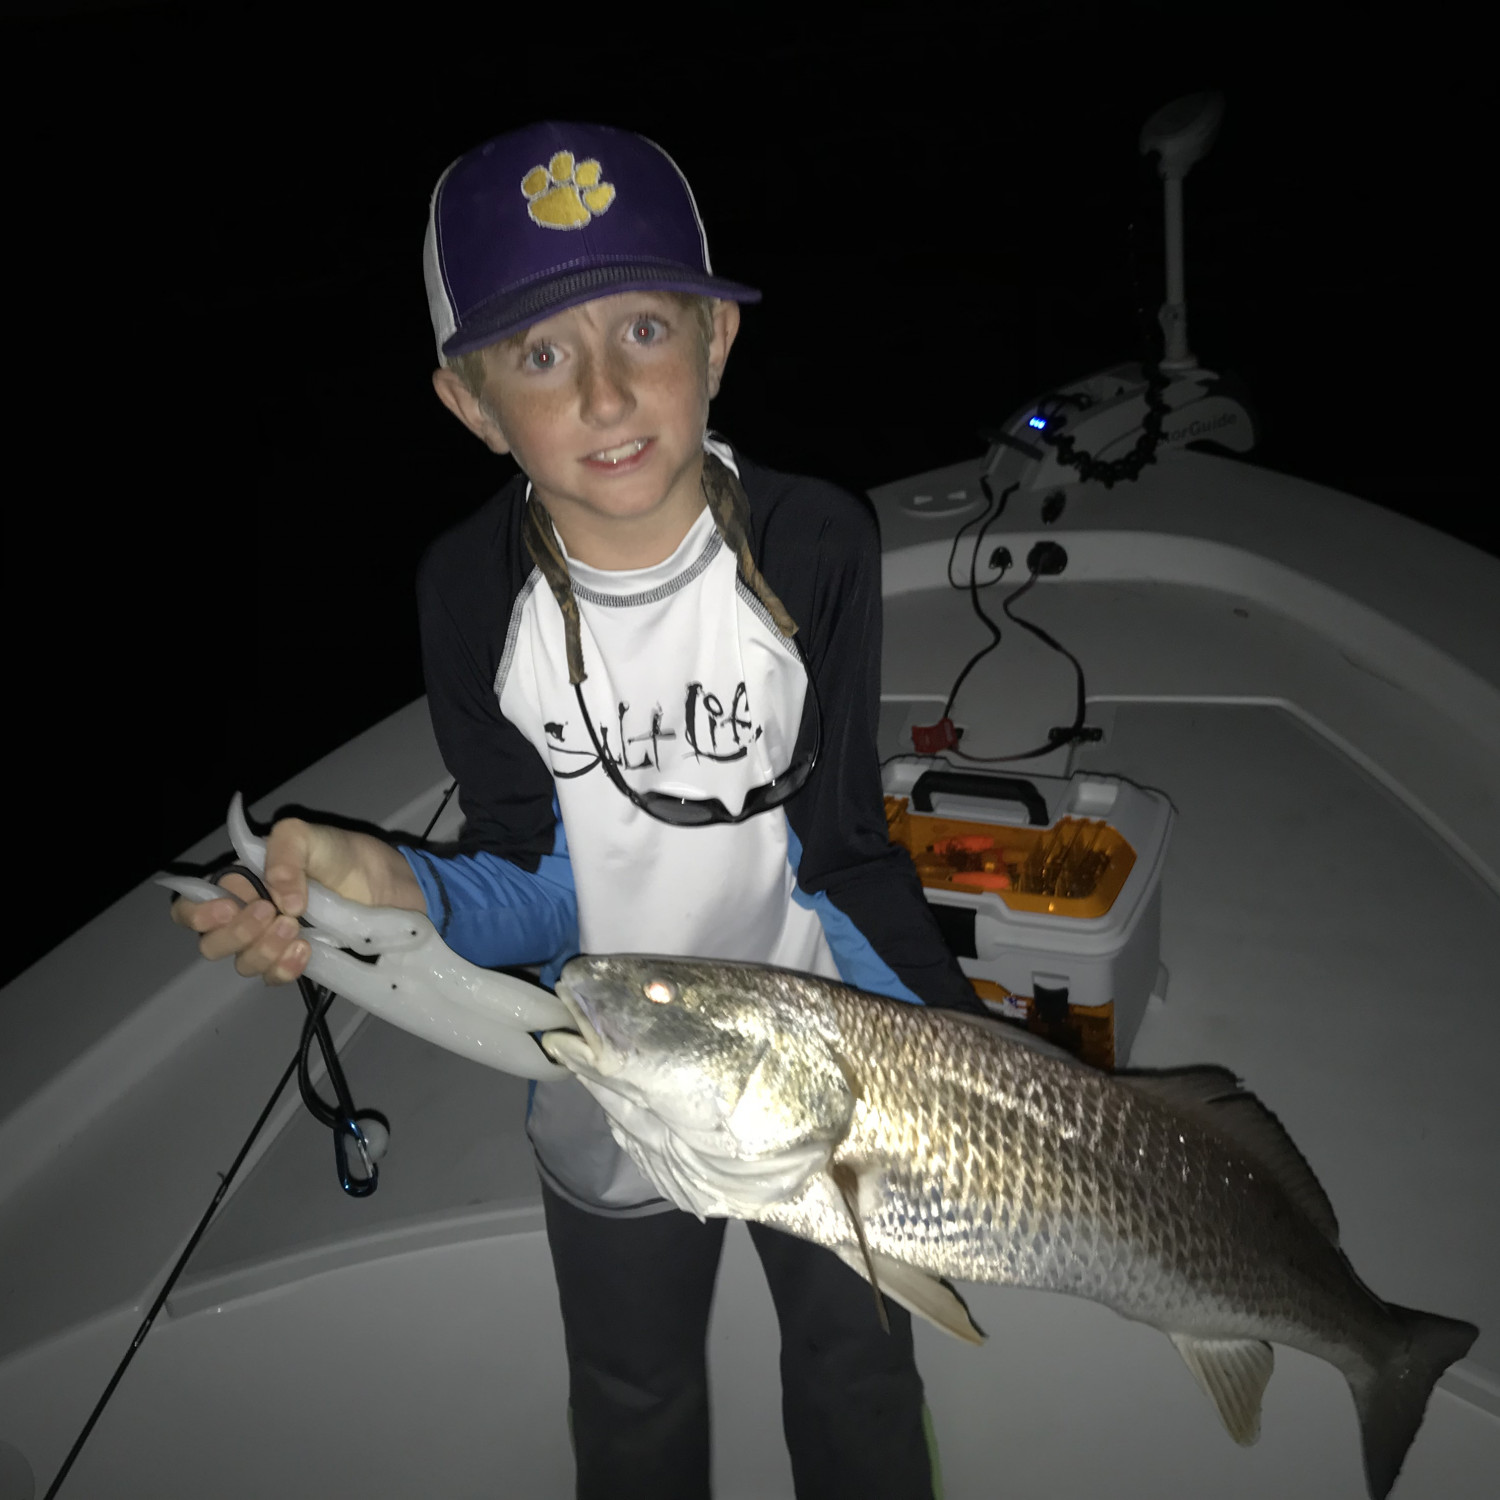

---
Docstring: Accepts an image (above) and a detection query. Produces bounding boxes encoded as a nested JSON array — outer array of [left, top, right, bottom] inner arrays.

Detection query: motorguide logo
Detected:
[[1164, 410, 1240, 445]]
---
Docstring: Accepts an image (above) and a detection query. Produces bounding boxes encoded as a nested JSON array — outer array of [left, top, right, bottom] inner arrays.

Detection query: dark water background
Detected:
[[2, 3, 1490, 986]]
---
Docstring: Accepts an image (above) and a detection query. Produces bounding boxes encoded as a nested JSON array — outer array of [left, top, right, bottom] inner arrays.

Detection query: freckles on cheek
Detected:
[[656, 360, 714, 416], [494, 391, 560, 452]]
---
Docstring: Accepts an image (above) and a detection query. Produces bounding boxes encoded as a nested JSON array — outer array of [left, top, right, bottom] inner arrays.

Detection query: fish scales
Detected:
[[757, 990, 1378, 1363]]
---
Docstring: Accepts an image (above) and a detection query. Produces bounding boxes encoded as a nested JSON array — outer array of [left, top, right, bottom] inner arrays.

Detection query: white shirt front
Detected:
[[496, 475, 836, 978]]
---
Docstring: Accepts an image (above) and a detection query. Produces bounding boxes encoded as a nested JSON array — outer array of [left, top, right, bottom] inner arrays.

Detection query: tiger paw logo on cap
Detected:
[[521, 151, 616, 229]]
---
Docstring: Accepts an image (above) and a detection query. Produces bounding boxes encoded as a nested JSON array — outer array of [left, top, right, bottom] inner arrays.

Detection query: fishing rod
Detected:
[[41, 780, 460, 1499]]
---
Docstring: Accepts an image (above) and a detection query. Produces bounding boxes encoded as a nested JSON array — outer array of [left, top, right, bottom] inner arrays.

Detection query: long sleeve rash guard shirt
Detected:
[[401, 439, 979, 1212]]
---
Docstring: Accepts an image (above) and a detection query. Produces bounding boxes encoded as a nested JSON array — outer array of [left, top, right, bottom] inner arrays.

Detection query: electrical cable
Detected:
[[940, 476, 1017, 720], [909, 198, 1175, 768], [944, 473, 1011, 594], [1035, 364, 1169, 488], [43, 781, 461, 1498], [947, 569, 1092, 763], [901, 473, 1094, 767]]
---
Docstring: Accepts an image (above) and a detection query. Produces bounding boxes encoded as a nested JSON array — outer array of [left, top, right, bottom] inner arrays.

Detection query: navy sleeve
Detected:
[[407, 481, 582, 967], [415, 482, 559, 867], [747, 458, 985, 1014]]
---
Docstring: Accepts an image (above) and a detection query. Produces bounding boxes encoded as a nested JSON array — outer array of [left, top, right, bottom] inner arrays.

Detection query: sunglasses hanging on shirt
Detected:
[[524, 451, 819, 827], [571, 638, 821, 827]]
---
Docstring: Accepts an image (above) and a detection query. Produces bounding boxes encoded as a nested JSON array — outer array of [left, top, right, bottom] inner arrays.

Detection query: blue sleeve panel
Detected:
[[399, 813, 916, 1003], [785, 823, 923, 1006], [397, 800, 580, 973]]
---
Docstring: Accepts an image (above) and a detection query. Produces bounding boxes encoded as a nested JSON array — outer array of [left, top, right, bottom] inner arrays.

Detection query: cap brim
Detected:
[[442, 262, 762, 359]]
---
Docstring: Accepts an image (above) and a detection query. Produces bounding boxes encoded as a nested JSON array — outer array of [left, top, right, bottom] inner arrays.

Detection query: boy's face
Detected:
[[435, 292, 739, 568]]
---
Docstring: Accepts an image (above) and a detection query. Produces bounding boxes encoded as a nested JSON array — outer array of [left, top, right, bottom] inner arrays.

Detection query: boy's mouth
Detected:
[[584, 437, 652, 467]]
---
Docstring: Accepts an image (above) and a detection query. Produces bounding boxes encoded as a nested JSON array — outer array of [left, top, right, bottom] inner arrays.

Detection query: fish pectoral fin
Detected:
[[834, 1245, 986, 1347], [830, 1162, 888, 1334], [1169, 1334, 1274, 1446]]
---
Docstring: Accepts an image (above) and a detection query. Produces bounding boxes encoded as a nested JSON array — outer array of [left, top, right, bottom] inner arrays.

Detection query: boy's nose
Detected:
[[576, 349, 635, 427]]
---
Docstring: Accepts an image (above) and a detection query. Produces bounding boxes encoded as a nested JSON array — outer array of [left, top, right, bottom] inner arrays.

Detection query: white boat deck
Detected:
[[1, 446, 1496, 1499]]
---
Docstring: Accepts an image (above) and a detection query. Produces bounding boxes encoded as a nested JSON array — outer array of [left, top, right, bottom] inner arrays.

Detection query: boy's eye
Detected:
[[524, 343, 560, 371], [628, 315, 665, 345]]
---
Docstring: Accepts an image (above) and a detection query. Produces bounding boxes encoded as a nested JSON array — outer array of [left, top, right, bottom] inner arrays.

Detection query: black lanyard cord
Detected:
[[213, 863, 387, 1198]]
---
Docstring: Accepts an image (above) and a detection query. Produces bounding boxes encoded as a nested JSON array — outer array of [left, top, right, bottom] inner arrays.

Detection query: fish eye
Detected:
[[644, 979, 677, 1005]]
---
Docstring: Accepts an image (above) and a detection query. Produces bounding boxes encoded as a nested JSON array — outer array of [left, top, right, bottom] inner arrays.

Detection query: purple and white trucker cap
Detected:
[[424, 122, 762, 363]]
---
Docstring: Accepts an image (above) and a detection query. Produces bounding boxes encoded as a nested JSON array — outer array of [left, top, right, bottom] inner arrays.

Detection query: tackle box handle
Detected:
[[909, 771, 1050, 826]]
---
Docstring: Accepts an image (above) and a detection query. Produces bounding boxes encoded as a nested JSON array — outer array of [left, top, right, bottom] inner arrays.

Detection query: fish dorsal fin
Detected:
[[1170, 1334, 1274, 1445], [830, 1161, 889, 1334], [1118, 1067, 1339, 1242], [834, 1245, 987, 1346]]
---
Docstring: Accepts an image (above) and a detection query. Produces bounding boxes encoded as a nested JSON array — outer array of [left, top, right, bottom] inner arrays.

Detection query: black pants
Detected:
[[542, 1182, 936, 1500]]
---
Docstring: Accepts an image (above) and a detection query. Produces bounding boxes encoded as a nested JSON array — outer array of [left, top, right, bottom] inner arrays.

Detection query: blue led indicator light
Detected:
[[1028, 415, 1047, 430]]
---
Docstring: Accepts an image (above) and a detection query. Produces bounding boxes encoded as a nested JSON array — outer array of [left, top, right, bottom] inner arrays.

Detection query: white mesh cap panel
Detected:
[[423, 159, 460, 366]]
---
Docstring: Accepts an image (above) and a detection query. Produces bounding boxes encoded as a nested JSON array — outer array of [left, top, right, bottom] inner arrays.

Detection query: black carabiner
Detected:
[[334, 1109, 390, 1197]]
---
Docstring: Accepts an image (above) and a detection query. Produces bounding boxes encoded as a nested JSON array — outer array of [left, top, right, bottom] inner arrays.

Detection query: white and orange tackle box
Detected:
[[883, 763, 1174, 1068]]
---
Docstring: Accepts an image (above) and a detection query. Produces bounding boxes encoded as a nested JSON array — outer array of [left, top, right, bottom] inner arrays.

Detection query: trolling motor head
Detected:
[[947, 91, 1250, 504], [1140, 91, 1225, 182]]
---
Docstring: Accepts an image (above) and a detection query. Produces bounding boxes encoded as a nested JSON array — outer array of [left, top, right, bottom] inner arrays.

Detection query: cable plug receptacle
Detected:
[[1027, 541, 1069, 576], [987, 545, 1012, 572], [911, 717, 962, 754]]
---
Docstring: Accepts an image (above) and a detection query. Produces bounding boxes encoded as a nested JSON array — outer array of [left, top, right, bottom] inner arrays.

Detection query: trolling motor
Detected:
[[900, 94, 1260, 763], [985, 91, 1256, 496]]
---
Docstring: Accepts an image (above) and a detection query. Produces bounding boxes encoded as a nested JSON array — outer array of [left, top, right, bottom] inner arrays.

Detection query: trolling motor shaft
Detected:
[[1139, 91, 1225, 371]]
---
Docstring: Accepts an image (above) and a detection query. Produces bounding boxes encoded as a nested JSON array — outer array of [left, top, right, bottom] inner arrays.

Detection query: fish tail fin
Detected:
[[1349, 1304, 1477, 1500]]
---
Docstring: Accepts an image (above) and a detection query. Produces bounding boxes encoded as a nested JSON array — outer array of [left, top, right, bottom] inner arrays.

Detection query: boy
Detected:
[[175, 121, 982, 1499]]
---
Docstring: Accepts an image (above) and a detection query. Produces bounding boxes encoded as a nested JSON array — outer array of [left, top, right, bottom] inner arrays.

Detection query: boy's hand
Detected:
[[170, 819, 423, 985]]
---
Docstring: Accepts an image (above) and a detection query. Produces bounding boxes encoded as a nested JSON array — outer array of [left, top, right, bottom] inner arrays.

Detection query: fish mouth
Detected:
[[539, 976, 611, 1075]]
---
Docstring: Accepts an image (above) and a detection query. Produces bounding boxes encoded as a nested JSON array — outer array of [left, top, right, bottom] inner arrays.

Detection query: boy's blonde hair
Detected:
[[446, 292, 717, 398]]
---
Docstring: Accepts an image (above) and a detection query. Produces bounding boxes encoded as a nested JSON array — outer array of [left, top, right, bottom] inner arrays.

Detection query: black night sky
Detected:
[[2, 3, 1489, 986]]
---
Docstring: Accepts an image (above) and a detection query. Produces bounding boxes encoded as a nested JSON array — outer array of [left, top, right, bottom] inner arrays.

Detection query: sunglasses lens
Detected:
[[673, 802, 720, 826], [642, 794, 723, 826]]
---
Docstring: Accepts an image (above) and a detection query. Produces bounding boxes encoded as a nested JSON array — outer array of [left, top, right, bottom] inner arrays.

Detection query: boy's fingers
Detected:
[[239, 913, 312, 984], [170, 895, 202, 930], [166, 825, 323, 986], [234, 939, 308, 983], [169, 869, 261, 931], [262, 936, 312, 985], [167, 817, 360, 988], [206, 903, 311, 985], [172, 895, 233, 932], [262, 819, 314, 917], [181, 893, 311, 985], [198, 899, 277, 962], [217, 871, 259, 904]]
